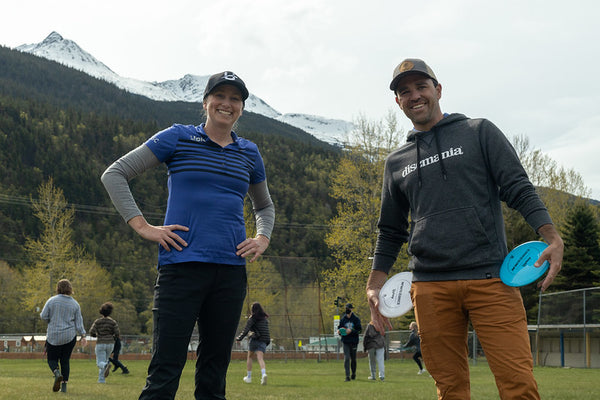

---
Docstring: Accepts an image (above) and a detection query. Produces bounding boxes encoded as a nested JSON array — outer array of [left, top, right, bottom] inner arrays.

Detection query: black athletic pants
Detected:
[[413, 350, 424, 370], [343, 342, 358, 378], [110, 337, 127, 370], [139, 262, 246, 400], [46, 336, 77, 381]]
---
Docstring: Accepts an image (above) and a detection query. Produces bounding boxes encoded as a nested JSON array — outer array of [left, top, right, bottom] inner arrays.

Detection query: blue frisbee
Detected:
[[500, 241, 549, 287]]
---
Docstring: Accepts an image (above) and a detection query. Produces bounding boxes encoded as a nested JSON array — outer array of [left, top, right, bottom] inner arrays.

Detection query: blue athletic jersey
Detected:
[[145, 123, 266, 266]]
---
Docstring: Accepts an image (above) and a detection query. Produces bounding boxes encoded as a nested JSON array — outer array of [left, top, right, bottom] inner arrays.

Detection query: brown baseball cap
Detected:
[[389, 58, 438, 91]]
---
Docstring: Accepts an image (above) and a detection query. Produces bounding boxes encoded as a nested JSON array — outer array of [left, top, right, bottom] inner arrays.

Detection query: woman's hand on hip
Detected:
[[128, 215, 189, 251], [237, 235, 270, 262]]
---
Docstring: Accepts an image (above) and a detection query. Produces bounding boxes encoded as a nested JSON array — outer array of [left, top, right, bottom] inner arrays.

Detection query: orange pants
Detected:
[[411, 278, 540, 400]]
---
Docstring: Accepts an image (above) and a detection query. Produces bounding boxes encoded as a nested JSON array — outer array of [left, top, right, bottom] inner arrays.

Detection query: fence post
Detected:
[[583, 290, 587, 368], [560, 330, 564, 367], [535, 289, 543, 366]]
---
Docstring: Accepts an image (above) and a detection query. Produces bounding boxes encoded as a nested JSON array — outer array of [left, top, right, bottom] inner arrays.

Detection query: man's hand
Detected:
[[366, 270, 393, 335], [536, 224, 564, 292]]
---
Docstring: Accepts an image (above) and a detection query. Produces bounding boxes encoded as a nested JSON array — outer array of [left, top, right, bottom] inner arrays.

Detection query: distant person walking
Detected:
[[403, 321, 426, 375], [236, 302, 271, 385], [109, 336, 130, 374], [40, 279, 87, 393], [89, 302, 120, 383], [338, 303, 362, 381], [363, 321, 385, 381]]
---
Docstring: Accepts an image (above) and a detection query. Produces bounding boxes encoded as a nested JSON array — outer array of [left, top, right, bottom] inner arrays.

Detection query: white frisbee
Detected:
[[500, 241, 549, 287], [378, 271, 413, 318]]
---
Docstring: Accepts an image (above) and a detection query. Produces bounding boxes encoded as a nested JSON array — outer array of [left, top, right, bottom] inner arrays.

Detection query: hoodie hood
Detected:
[[406, 113, 469, 187], [406, 113, 469, 142]]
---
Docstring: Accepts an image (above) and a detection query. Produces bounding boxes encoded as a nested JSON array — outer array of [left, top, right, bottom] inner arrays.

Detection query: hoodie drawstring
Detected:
[[413, 127, 448, 187], [415, 136, 423, 187], [432, 127, 448, 181]]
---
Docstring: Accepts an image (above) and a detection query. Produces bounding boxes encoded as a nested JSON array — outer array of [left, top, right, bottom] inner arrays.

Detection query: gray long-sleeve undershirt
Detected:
[[101, 144, 275, 239]]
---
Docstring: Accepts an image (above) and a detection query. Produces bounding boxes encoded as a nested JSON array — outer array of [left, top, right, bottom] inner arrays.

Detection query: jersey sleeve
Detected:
[[145, 124, 184, 162]]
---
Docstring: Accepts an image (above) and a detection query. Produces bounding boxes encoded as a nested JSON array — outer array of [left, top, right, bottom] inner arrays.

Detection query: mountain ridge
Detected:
[[16, 31, 354, 145]]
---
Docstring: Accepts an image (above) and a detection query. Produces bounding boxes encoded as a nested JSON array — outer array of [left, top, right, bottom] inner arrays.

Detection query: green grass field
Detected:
[[0, 358, 598, 399]]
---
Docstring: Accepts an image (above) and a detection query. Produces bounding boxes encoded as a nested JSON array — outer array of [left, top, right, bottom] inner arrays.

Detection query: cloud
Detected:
[[546, 115, 600, 200]]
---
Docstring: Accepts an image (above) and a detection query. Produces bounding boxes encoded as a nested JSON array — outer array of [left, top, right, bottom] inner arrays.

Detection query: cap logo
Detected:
[[222, 72, 239, 81], [399, 61, 415, 73]]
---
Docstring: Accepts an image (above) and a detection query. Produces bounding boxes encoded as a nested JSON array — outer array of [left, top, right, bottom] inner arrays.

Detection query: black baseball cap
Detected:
[[203, 71, 249, 101], [345, 303, 353, 309], [389, 58, 438, 91]]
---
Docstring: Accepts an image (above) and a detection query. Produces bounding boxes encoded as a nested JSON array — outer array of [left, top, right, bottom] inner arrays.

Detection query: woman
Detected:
[[40, 279, 87, 393], [363, 321, 385, 381], [89, 302, 120, 383], [404, 321, 426, 375], [101, 71, 274, 399], [236, 302, 271, 385]]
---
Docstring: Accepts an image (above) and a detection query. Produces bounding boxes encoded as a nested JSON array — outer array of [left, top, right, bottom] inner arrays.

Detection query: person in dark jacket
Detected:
[[236, 302, 271, 385], [109, 336, 129, 374], [403, 322, 425, 375], [363, 322, 385, 381], [338, 303, 362, 381], [366, 58, 564, 399]]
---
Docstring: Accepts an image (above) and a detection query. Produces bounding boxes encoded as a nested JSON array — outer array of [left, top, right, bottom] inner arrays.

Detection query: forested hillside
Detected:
[[4, 45, 597, 336], [0, 46, 342, 332]]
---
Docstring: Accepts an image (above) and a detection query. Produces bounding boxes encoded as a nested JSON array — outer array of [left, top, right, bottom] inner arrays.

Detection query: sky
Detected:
[[1, 0, 599, 200]]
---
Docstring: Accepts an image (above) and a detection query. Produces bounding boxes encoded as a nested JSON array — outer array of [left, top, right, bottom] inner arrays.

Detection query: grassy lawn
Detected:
[[0, 357, 598, 399]]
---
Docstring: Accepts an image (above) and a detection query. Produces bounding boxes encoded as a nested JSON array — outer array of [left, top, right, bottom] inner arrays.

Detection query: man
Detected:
[[337, 303, 362, 381], [366, 59, 563, 399]]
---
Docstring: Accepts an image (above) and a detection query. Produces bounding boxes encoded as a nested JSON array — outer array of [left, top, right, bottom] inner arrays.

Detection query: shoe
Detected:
[[351, 374, 356, 380], [344, 376, 350, 382], [122, 367, 130, 374], [112, 364, 118, 372], [103, 363, 111, 378], [367, 376, 375, 380], [243, 376, 252, 383], [60, 382, 67, 393], [418, 369, 426, 375], [261, 374, 267, 385], [380, 377, 385, 382], [52, 368, 63, 392]]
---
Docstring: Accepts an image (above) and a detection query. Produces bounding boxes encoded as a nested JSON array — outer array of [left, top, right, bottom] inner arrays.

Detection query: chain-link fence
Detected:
[[532, 287, 600, 368], [5, 257, 599, 369]]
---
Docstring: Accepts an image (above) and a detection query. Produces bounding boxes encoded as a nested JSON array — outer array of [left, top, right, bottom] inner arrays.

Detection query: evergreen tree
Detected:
[[552, 204, 600, 290]]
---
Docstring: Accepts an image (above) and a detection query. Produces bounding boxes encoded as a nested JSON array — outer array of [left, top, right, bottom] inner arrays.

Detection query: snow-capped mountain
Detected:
[[16, 32, 353, 144]]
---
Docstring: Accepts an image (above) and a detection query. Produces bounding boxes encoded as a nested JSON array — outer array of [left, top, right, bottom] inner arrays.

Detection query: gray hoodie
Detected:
[[372, 113, 552, 281]]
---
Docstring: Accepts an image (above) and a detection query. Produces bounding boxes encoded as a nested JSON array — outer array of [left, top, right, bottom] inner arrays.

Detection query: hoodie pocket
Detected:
[[408, 207, 494, 270]]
